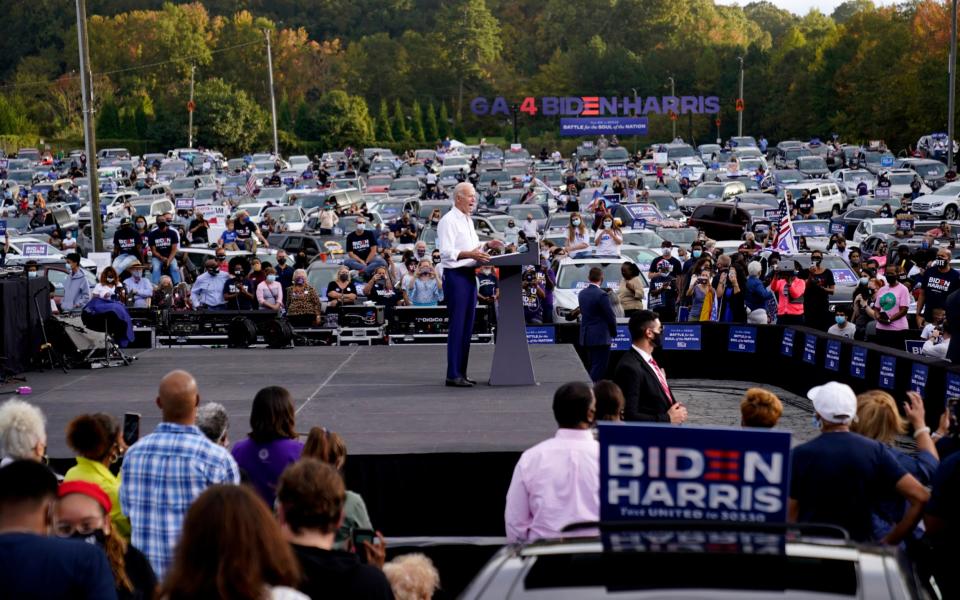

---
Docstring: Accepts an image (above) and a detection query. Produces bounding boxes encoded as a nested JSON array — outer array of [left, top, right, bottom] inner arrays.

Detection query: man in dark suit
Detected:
[[578, 267, 618, 382], [613, 310, 688, 423]]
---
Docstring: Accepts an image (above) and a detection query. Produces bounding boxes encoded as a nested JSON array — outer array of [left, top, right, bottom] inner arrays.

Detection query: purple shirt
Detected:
[[504, 429, 599, 543], [231, 437, 303, 506]]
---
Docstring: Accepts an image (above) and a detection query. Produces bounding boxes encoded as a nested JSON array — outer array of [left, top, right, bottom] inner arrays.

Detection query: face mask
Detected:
[[432, 256, 441, 264], [603, 220, 613, 229], [835, 316, 846, 325], [339, 274, 349, 282], [357, 224, 366, 232], [526, 216, 533, 221], [158, 221, 168, 228], [416, 250, 426, 258], [132, 272, 141, 281], [935, 259, 947, 269], [105, 277, 115, 283], [650, 330, 662, 347], [921, 241, 929, 250], [692, 250, 702, 258], [137, 223, 145, 229], [661, 248, 671, 256], [859, 277, 869, 285], [70, 530, 107, 548], [571, 218, 581, 227], [206, 267, 218, 275], [508, 223, 515, 228], [266, 274, 277, 283], [294, 277, 305, 285], [812, 257, 822, 265], [885, 275, 897, 285], [27, 271, 38, 278], [278, 257, 286, 265]]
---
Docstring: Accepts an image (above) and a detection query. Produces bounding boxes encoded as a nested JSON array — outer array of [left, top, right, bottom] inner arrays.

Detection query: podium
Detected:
[[488, 242, 540, 385]]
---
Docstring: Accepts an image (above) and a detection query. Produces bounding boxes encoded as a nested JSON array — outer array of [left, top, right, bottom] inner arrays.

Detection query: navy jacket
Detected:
[[578, 283, 617, 346]]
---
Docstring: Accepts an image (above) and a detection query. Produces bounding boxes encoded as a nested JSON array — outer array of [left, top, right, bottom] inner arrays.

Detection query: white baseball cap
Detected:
[[807, 382, 858, 425]]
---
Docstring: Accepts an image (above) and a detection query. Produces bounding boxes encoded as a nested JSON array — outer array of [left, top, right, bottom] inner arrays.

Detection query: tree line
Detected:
[[0, 0, 954, 154]]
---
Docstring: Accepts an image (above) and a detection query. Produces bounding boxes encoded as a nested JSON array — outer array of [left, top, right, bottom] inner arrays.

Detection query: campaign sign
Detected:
[[904, 340, 925, 356], [830, 222, 846, 235], [624, 203, 665, 223], [874, 186, 891, 199], [22, 243, 48, 257], [833, 269, 858, 286], [598, 423, 792, 523], [851, 346, 868, 378], [947, 372, 960, 398], [662, 324, 701, 350], [879, 355, 896, 390], [611, 325, 631, 351], [792, 221, 829, 237], [728, 326, 757, 353], [781, 328, 795, 357], [175, 198, 195, 210], [602, 529, 786, 555], [560, 117, 648, 137], [526, 325, 555, 345], [880, 155, 895, 168], [825, 339, 841, 371], [803, 333, 817, 364], [603, 193, 622, 206], [764, 209, 781, 219], [0, 219, 6, 236], [910, 363, 929, 393], [896, 216, 915, 232]]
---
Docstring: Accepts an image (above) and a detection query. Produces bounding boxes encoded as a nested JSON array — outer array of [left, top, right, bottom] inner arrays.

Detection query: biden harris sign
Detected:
[[598, 423, 791, 524]]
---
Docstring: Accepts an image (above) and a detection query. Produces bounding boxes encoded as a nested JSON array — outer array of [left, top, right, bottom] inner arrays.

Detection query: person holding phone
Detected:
[[686, 266, 715, 322], [593, 212, 622, 257]]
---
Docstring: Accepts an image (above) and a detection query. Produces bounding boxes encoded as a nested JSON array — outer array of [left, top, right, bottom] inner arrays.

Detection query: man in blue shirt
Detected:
[[0, 460, 117, 599], [120, 370, 239, 578], [190, 259, 229, 309], [123, 262, 154, 308]]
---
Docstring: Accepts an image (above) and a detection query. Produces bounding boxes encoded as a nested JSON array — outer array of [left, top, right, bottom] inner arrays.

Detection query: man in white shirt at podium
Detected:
[[437, 182, 503, 387]]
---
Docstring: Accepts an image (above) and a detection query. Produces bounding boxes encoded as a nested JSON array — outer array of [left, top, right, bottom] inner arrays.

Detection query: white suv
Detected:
[[783, 181, 845, 216]]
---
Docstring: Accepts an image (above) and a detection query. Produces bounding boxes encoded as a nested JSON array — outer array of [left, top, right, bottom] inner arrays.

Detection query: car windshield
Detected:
[[557, 262, 626, 289], [367, 176, 393, 187], [869, 222, 897, 234], [602, 148, 629, 160], [265, 207, 302, 222], [645, 178, 681, 193], [507, 205, 546, 220], [657, 228, 698, 245], [505, 149, 530, 160], [889, 173, 914, 185], [650, 196, 678, 212], [390, 180, 419, 190], [861, 197, 901, 208], [689, 185, 723, 199], [798, 157, 826, 169], [298, 195, 328, 211], [919, 163, 947, 177], [307, 267, 338, 299], [666, 146, 695, 159], [418, 204, 452, 219], [845, 171, 872, 183]]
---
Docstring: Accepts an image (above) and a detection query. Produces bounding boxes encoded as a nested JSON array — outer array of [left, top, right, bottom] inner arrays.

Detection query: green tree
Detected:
[[96, 99, 123, 139], [193, 78, 267, 154], [391, 98, 409, 142], [424, 100, 439, 143], [437, 0, 503, 119], [375, 99, 394, 142], [438, 102, 451, 139], [410, 100, 426, 144], [295, 90, 374, 147]]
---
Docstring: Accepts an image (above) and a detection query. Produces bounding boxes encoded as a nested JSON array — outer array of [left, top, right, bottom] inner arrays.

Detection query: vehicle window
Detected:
[[281, 238, 301, 252], [557, 263, 627, 288], [46, 269, 68, 293], [712, 207, 733, 221]]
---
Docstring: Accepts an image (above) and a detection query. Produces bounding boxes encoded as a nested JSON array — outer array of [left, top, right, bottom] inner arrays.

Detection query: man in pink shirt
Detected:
[[505, 382, 599, 543], [868, 264, 911, 347]]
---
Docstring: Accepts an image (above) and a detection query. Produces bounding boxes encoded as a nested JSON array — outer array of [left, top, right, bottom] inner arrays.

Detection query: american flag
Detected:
[[245, 173, 257, 197], [771, 202, 798, 254]]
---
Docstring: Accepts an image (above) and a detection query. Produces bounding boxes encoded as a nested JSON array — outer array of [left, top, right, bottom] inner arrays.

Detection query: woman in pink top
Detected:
[[256, 265, 284, 311], [867, 265, 911, 344]]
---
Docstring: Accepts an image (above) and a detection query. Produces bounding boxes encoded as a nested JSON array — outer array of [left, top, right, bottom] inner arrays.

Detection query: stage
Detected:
[[13, 344, 587, 458]]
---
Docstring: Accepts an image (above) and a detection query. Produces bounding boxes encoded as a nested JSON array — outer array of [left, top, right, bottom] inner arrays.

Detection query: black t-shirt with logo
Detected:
[[921, 266, 960, 317], [796, 195, 814, 214], [113, 227, 141, 257], [346, 231, 377, 261], [235, 219, 259, 240], [222, 277, 256, 310], [147, 227, 180, 258], [477, 272, 499, 300], [369, 283, 400, 308]]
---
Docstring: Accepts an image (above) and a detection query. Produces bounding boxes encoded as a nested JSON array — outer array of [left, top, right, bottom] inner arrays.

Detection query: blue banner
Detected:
[[825, 340, 841, 371], [526, 325, 555, 344], [728, 326, 757, 353], [0, 219, 6, 236], [948, 372, 960, 398], [560, 117, 649, 137], [910, 363, 929, 393], [904, 340, 925, 356], [611, 325, 631, 351], [598, 423, 791, 524], [663, 324, 701, 351], [879, 355, 896, 389], [851, 346, 868, 379], [803, 334, 817, 364], [781, 329, 795, 357]]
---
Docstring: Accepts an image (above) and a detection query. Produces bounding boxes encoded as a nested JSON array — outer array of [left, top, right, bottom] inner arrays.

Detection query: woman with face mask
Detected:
[[53, 481, 157, 600], [92, 266, 126, 304], [326, 266, 358, 310], [63, 414, 130, 541], [256, 266, 284, 312], [565, 212, 590, 256], [804, 251, 836, 331], [593, 211, 622, 257], [285, 268, 322, 326]]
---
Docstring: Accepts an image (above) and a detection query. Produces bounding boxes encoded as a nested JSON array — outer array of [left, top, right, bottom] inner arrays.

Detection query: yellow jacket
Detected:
[[63, 457, 131, 541]]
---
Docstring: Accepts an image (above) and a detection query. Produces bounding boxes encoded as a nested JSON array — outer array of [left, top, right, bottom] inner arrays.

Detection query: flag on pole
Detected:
[[772, 203, 798, 255], [245, 174, 257, 197]]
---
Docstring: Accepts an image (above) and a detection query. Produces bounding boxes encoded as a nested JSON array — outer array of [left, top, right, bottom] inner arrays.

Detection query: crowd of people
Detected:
[[0, 371, 441, 600]]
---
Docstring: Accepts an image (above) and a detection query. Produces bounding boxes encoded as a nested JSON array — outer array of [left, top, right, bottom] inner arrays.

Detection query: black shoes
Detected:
[[445, 377, 474, 387], [463, 376, 477, 385]]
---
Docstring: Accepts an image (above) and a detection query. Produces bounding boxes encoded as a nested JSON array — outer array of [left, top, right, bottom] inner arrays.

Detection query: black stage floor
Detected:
[[10, 344, 587, 458]]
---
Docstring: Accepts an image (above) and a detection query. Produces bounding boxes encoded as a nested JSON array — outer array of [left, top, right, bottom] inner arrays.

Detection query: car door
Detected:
[[280, 236, 302, 254]]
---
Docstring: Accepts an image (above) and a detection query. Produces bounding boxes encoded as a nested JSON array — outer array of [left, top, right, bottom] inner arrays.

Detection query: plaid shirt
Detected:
[[119, 422, 239, 578]]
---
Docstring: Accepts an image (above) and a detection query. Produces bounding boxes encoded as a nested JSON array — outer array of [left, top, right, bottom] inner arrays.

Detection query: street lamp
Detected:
[[511, 102, 519, 144], [668, 76, 676, 140], [737, 56, 745, 138], [949, 0, 957, 171]]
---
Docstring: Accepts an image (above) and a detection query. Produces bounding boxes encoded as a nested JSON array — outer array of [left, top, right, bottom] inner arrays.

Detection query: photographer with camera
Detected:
[[405, 260, 443, 307], [522, 267, 546, 326], [685, 264, 715, 322]]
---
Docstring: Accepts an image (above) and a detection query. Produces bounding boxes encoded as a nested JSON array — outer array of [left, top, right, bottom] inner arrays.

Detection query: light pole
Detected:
[[264, 29, 279, 157], [949, 0, 958, 171], [511, 103, 519, 144], [188, 65, 195, 148], [75, 0, 102, 252], [668, 76, 676, 140], [737, 56, 745, 138]]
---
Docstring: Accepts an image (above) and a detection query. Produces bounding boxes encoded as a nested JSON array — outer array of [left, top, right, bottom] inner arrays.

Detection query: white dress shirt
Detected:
[[522, 218, 539, 238], [437, 207, 480, 269], [504, 428, 599, 543]]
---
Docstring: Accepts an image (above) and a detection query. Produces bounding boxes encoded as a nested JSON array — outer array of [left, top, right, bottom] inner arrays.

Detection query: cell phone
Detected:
[[122, 412, 141, 446], [352, 528, 378, 562], [947, 398, 960, 435]]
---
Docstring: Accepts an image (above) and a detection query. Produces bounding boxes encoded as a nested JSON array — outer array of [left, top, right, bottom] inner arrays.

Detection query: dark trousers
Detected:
[[586, 344, 611, 382], [443, 267, 477, 380]]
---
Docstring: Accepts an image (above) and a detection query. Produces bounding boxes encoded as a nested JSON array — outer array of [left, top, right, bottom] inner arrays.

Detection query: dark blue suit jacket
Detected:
[[578, 284, 618, 346]]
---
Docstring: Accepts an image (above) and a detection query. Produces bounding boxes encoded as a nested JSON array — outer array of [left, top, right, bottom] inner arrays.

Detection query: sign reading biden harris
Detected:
[[598, 423, 791, 523]]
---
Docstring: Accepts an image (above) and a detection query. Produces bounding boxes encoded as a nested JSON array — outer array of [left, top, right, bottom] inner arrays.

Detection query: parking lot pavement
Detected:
[[672, 379, 816, 444]]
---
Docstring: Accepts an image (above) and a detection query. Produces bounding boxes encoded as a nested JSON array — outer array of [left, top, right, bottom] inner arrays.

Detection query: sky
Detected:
[[716, 0, 901, 16]]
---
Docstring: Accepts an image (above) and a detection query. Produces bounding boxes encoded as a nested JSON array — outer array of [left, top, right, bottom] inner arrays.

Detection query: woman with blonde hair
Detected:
[[852, 390, 945, 543], [564, 212, 590, 256], [593, 211, 622, 257], [384, 553, 441, 600]]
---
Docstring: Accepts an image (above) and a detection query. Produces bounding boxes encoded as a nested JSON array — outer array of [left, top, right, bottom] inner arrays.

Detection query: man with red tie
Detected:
[[613, 310, 688, 424]]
